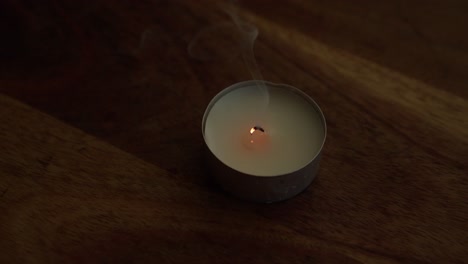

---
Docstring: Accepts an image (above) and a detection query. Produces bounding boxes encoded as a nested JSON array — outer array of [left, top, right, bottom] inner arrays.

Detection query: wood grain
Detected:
[[0, 0, 467, 263], [0, 94, 372, 263]]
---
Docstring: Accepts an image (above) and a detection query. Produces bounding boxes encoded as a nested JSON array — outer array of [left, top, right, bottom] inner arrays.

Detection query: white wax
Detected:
[[204, 84, 325, 176]]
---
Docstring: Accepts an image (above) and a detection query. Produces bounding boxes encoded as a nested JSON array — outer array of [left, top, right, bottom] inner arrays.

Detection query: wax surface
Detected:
[[204, 84, 325, 176]]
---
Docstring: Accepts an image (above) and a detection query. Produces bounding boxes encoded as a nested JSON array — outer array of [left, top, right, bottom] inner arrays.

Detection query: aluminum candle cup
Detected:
[[202, 80, 326, 203]]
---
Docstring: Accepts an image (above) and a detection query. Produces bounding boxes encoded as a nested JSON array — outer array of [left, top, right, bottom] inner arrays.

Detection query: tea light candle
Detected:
[[202, 80, 326, 203]]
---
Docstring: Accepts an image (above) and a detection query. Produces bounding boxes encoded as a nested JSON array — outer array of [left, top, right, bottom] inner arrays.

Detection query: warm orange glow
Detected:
[[243, 126, 270, 151]]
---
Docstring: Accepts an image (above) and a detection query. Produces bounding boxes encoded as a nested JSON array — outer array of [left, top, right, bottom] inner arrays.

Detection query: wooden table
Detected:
[[1, 0, 467, 263]]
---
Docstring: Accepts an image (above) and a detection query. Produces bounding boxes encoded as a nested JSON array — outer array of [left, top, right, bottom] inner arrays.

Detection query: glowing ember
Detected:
[[250, 126, 265, 135]]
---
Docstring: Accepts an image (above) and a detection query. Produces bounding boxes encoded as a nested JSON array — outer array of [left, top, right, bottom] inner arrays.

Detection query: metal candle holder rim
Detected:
[[202, 80, 327, 178]]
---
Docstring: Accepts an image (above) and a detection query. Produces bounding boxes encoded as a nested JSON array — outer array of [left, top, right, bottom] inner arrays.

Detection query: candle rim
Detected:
[[202, 80, 327, 177]]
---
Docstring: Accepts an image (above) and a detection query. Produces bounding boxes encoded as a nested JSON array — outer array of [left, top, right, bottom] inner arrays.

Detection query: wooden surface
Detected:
[[0, 0, 467, 263]]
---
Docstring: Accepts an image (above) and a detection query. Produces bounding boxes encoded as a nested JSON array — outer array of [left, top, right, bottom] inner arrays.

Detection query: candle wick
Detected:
[[253, 126, 265, 133], [250, 126, 265, 135]]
